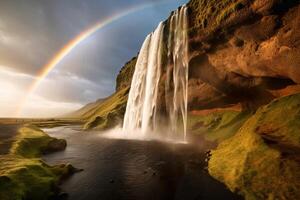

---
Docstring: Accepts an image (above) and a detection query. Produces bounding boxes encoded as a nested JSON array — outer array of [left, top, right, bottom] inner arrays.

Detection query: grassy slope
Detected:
[[0, 125, 73, 200], [64, 98, 106, 119], [208, 93, 300, 200], [188, 110, 252, 142], [83, 87, 129, 130], [69, 55, 135, 131], [10, 125, 66, 158]]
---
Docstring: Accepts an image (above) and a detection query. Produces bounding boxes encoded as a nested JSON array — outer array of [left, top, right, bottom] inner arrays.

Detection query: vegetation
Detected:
[[187, 0, 245, 34], [0, 156, 74, 200], [10, 125, 66, 158], [30, 118, 83, 128], [188, 110, 252, 142], [83, 87, 129, 130], [208, 93, 300, 200], [116, 56, 137, 91], [0, 125, 74, 200], [64, 99, 106, 119]]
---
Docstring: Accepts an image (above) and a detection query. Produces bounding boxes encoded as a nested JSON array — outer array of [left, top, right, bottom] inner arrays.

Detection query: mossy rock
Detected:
[[187, 0, 246, 35], [116, 57, 137, 91], [0, 155, 75, 200], [188, 110, 252, 142], [208, 93, 300, 200], [10, 125, 66, 158], [0, 125, 77, 200]]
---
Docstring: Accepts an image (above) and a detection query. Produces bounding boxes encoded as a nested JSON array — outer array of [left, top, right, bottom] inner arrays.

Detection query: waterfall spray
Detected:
[[123, 5, 188, 141]]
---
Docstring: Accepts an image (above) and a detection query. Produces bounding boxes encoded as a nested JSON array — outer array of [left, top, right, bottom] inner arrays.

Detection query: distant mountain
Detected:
[[64, 98, 106, 119]]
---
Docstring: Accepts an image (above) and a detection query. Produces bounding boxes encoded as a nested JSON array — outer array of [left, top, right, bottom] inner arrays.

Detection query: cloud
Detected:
[[35, 70, 114, 104], [0, 67, 83, 117]]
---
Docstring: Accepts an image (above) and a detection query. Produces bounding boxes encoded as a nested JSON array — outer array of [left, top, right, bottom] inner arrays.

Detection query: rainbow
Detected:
[[17, 1, 170, 117]]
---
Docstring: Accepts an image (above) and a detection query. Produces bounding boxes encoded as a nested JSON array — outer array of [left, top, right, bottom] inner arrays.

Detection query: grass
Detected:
[[83, 87, 129, 130], [116, 57, 137, 91], [188, 110, 252, 142], [208, 93, 300, 200], [30, 118, 84, 128], [187, 0, 245, 34], [0, 155, 74, 200], [10, 125, 66, 158], [0, 125, 73, 200]]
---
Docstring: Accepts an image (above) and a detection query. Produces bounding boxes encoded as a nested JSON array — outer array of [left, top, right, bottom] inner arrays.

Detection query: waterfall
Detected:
[[165, 6, 189, 141], [123, 22, 164, 134], [123, 5, 188, 141]]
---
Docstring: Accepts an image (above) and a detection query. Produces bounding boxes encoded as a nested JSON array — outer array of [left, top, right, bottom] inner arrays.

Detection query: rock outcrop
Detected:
[[116, 56, 137, 91], [209, 93, 300, 200], [187, 0, 300, 111]]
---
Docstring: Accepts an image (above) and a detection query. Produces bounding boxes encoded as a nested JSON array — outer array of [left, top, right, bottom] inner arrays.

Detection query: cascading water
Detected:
[[123, 22, 164, 135], [165, 5, 189, 141], [123, 5, 188, 141]]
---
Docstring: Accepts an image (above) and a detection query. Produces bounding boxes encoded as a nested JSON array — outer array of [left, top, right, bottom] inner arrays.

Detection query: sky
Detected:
[[0, 0, 187, 118]]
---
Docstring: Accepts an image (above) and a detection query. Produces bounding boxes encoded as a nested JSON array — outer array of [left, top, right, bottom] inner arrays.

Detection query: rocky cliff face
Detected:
[[116, 56, 137, 91], [185, 1, 300, 199], [187, 0, 300, 111]]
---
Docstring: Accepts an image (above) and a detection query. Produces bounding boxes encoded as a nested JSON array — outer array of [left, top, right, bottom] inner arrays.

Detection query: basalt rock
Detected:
[[187, 0, 300, 111]]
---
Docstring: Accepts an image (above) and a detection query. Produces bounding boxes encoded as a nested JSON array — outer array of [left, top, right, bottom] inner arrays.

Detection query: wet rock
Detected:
[[46, 139, 67, 153]]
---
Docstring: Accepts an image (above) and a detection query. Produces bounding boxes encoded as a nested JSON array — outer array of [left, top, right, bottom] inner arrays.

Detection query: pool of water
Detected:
[[43, 126, 242, 200]]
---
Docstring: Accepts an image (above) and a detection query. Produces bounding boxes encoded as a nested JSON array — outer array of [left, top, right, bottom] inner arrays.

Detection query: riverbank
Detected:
[[0, 124, 77, 200]]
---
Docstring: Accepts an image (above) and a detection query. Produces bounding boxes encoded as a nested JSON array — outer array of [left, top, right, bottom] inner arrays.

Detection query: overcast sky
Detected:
[[0, 0, 187, 118]]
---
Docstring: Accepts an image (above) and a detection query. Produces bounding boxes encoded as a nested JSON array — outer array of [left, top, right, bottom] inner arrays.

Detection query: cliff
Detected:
[[187, 0, 300, 111], [186, 0, 300, 199]]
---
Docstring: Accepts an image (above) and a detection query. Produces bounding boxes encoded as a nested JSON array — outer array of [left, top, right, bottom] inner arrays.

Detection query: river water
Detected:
[[43, 126, 242, 200]]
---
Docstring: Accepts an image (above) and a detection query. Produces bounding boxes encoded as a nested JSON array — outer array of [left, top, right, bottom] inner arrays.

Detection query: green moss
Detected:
[[10, 125, 66, 158], [208, 93, 300, 200], [83, 87, 129, 130], [0, 155, 74, 200], [116, 57, 137, 91], [256, 94, 300, 147], [189, 110, 251, 142], [0, 126, 73, 200], [187, 0, 245, 34]]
